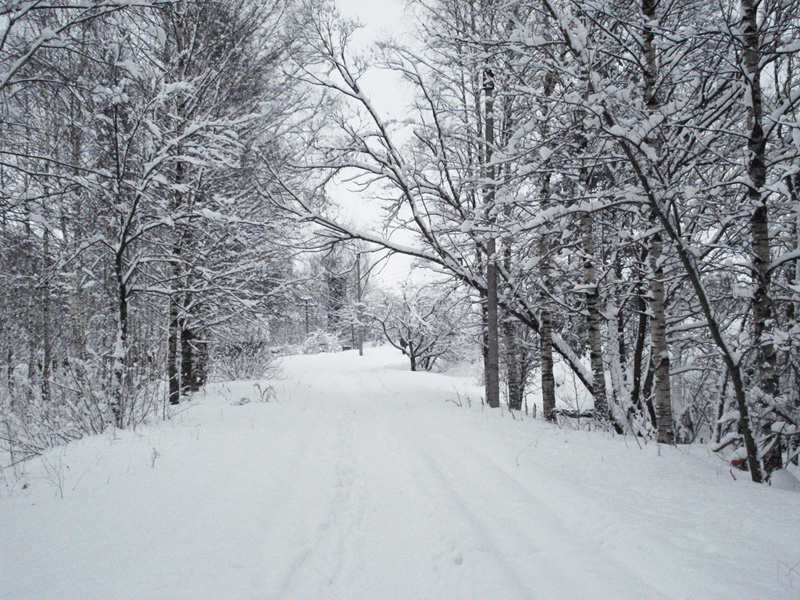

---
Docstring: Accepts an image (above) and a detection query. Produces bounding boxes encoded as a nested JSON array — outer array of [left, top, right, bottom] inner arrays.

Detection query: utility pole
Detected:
[[356, 252, 363, 356]]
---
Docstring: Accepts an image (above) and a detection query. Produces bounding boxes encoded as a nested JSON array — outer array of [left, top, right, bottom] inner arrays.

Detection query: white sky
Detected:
[[335, 0, 410, 45], [330, 0, 418, 288]]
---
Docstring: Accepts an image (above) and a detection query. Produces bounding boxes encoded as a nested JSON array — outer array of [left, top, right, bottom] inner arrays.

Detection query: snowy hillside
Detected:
[[1, 347, 799, 600]]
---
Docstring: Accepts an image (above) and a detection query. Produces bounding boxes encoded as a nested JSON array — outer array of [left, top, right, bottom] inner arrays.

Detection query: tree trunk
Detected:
[[167, 229, 182, 406], [483, 68, 500, 409], [356, 252, 364, 356], [40, 228, 51, 403], [730, 363, 763, 481], [794, 187, 800, 415], [7, 348, 13, 403], [630, 261, 649, 420], [538, 71, 557, 421], [503, 177, 523, 409], [181, 326, 207, 393], [71, 111, 85, 365], [485, 242, 500, 408], [409, 349, 417, 372], [540, 304, 556, 421], [649, 230, 675, 444], [742, 0, 778, 399], [180, 325, 194, 394], [480, 286, 489, 381], [24, 205, 37, 402], [504, 316, 523, 410], [581, 213, 609, 423], [713, 369, 730, 444], [640, 0, 674, 443], [112, 246, 128, 427], [539, 175, 556, 421], [165, 17, 190, 405], [167, 290, 181, 406], [572, 54, 610, 425], [193, 334, 208, 390]]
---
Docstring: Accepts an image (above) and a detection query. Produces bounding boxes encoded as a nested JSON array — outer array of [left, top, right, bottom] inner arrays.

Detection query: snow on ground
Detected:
[[1, 346, 799, 600]]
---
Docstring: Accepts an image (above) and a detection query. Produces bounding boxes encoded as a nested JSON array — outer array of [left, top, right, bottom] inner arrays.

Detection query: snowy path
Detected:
[[2, 347, 800, 599]]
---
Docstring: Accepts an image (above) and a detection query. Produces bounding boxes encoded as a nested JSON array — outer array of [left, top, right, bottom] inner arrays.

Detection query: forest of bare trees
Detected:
[[2, 0, 800, 484], [0, 0, 311, 459], [274, 0, 800, 482]]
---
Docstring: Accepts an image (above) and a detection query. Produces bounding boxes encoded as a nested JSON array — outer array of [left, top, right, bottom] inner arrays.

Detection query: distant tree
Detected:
[[372, 282, 473, 372]]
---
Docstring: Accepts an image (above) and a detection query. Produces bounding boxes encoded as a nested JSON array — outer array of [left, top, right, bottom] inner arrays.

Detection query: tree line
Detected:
[[0, 0, 312, 460]]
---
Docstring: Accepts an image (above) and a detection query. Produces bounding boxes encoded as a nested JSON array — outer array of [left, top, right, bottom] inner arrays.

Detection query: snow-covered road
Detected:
[[2, 347, 799, 599]]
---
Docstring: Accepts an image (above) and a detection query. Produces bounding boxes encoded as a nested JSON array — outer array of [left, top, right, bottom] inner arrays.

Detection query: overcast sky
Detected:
[[330, 0, 418, 288], [336, 0, 409, 41]]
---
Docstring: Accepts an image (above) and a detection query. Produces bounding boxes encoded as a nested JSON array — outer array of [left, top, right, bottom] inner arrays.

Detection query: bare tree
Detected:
[[372, 282, 474, 372]]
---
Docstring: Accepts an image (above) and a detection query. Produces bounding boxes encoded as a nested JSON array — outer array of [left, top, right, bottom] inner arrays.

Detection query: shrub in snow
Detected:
[[300, 330, 343, 355], [1, 355, 161, 464], [212, 340, 278, 381]]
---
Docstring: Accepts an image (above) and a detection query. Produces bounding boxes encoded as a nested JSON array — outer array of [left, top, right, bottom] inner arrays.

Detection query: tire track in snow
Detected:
[[259, 408, 353, 599], [393, 412, 672, 600], [271, 360, 671, 599], [441, 420, 762, 599], [375, 403, 544, 599], [409, 444, 538, 599], [449, 433, 672, 599], [343, 408, 478, 598], [273, 406, 368, 599]]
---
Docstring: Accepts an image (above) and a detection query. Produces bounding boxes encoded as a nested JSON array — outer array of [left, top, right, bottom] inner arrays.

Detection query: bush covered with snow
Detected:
[[299, 330, 344, 355]]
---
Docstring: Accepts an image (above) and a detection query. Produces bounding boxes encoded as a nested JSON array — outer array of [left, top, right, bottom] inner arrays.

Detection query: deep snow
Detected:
[[1, 347, 799, 600]]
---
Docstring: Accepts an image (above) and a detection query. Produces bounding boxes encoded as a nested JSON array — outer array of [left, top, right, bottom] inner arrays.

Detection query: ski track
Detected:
[[2, 347, 800, 600], [400, 424, 669, 600]]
